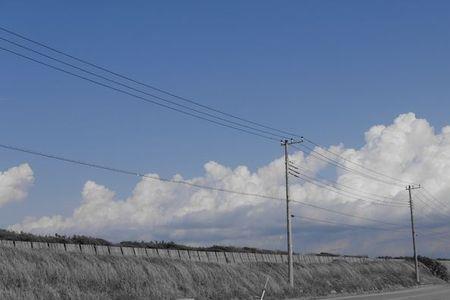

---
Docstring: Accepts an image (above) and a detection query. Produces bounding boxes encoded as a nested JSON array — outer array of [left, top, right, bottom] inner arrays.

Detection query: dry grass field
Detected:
[[0, 246, 444, 299]]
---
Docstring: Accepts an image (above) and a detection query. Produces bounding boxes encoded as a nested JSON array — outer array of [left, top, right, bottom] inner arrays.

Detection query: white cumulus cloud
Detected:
[[0, 164, 34, 207], [9, 113, 450, 256]]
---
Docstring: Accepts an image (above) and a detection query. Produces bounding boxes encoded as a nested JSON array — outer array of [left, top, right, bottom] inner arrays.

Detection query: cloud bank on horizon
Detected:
[[4, 113, 450, 256]]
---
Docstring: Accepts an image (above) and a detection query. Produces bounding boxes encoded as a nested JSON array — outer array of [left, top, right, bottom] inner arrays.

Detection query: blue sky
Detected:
[[1, 1, 450, 254]]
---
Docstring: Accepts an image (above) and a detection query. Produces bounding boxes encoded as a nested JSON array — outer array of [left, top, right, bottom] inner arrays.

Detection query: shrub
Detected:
[[418, 256, 449, 282]]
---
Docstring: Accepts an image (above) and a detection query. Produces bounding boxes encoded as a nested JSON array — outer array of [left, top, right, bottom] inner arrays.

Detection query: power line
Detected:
[[0, 27, 422, 190], [0, 25, 300, 139], [0, 26, 419, 189], [0, 35, 286, 141], [290, 161, 404, 202], [288, 166, 407, 207], [290, 173, 407, 207], [421, 187, 450, 211], [302, 137, 414, 185], [289, 198, 403, 227], [0, 46, 279, 142], [418, 229, 450, 239], [288, 161, 406, 205], [414, 192, 450, 221], [291, 214, 409, 232], [0, 142, 404, 228], [293, 144, 405, 187], [1, 26, 444, 258], [417, 232, 450, 244]]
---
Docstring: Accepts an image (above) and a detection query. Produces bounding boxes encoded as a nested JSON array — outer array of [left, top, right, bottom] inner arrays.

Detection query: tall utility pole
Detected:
[[407, 184, 421, 284], [281, 138, 302, 288]]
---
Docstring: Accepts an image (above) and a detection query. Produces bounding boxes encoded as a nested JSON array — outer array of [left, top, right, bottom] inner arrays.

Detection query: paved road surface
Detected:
[[318, 284, 450, 300]]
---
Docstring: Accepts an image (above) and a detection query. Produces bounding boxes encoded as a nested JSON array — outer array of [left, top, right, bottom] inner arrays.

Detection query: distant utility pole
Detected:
[[281, 138, 302, 288], [407, 184, 421, 284]]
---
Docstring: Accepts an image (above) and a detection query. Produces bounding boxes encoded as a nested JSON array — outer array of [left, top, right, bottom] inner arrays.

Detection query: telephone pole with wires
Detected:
[[407, 184, 421, 284], [281, 138, 303, 288]]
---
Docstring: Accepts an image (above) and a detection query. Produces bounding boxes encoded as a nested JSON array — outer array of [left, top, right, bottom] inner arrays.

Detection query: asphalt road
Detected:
[[318, 284, 450, 300]]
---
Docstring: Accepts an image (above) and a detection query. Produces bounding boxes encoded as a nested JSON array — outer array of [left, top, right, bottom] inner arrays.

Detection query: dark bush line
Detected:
[[0, 229, 111, 245], [418, 256, 449, 282], [378, 255, 449, 282], [119, 240, 286, 254], [0, 229, 287, 254], [317, 252, 368, 258], [0, 228, 368, 258]]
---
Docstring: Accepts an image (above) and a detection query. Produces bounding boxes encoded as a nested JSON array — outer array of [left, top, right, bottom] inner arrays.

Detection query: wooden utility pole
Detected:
[[407, 184, 421, 284], [281, 138, 302, 288]]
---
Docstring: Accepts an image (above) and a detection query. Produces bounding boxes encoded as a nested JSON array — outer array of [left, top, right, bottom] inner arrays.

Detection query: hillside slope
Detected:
[[0, 246, 444, 299]]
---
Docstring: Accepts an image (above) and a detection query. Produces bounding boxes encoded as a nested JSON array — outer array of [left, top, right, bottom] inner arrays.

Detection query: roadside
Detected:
[[313, 284, 450, 300], [308, 284, 450, 300]]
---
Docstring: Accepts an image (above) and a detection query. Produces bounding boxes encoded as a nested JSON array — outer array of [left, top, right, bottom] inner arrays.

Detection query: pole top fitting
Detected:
[[281, 138, 303, 146]]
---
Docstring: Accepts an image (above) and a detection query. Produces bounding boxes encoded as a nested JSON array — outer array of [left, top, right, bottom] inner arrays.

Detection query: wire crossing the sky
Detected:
[[288, 160, 405, 202], [2, 26, 447, 242], [0, 26, 417, 189], [0, 35, 287, 141], [0, 142, 405, 228], [0, 26, 299, 139], [0, 46, 281, 142], [288, 161, 408, 207]]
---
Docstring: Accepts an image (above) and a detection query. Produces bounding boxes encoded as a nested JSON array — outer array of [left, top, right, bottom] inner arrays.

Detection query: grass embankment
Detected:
[[0, 246, 444, 300]]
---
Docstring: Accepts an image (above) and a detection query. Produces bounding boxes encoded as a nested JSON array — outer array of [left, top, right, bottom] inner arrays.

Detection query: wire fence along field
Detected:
[[0, 239, 398, 265]]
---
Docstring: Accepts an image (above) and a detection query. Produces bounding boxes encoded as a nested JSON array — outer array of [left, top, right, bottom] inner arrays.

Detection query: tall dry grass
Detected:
[[0, 246, 443, 299]]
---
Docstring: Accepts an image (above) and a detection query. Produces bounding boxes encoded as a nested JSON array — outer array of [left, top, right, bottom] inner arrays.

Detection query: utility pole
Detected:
[[281, 138, 302, 288], [407, 184, 421, 284]]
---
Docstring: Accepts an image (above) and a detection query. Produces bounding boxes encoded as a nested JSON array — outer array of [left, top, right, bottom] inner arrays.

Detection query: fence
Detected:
[[0, 239, 386, 264]]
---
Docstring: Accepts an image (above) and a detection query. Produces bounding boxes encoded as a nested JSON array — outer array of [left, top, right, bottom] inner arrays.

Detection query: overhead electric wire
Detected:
[[0, 46, 279, 142], [414, 192, 450, 221], [0, 35, 286, 141], [418, 229, 450, 239], [291, 214, 409, 232], [288, 167, 406, 206], [288, 161, 405, 203], [417, 232, 450, 244], [301, 137, 414, 185], [288, 163, 407, 207], [0, 25, 300, 139], [2, 26, 444, 254], [416, 191, 449, 215], [290, 173, 407, 207], [0, 26, 418, 190], [421, 187, 450, 211], [0, 142, 404, 228], [292, 144, 405, 187]]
